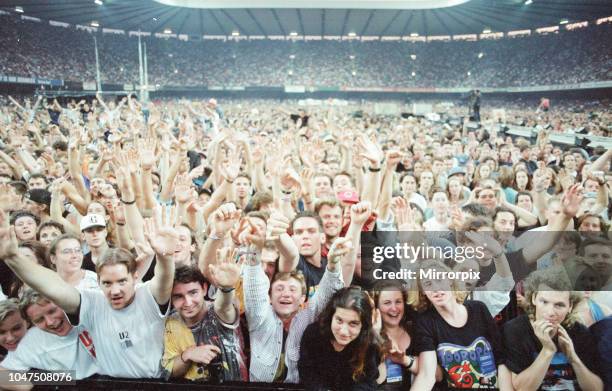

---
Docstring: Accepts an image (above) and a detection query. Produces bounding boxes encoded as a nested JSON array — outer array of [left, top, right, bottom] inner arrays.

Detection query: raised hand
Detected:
[[174, 173, 193, 204], [327, 237, 353, 266], [0, 210, 18, 259], [139, 138, 157, 170], [393, 197, 420, 231], [561, 184, 583, 218], [240, 217, 266, 250], [218, 147, 241, 183], [266, 212, 290, 241], [209, 247, 243, 289], [143, 213, 179, 258], [357, 134, 384, 167], [465, 231, 503, 258], [386, 149, 402, 171], [210, 203, 241, 237], [350, 201, 372, 227]]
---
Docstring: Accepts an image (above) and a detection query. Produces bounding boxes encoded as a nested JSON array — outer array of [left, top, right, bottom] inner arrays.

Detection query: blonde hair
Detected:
[[0, 299, 22, 323], [407, 260, 468, 312]]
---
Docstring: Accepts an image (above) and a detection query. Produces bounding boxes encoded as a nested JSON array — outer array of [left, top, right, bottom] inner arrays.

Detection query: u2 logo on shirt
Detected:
[[119, 331, 133, 348]]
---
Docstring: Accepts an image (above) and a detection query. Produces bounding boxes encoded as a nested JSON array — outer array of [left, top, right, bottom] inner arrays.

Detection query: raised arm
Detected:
[[523, 184, 582, 264], [143, 213, 178, 305], [267, 212, 299, 273], [0, 210, 81, 314], [377, 150, 401, 221], [198, 203, 240, 280], [343, 201, 372, 285], [208, 247, 242, 325], [357, 134, 384, 208]]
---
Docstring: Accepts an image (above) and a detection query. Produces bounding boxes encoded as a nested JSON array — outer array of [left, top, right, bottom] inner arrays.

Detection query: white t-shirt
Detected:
[[0, 286, 6, 302], [75, 282, 167, 378], [0, 326, 98, 379], [76, 270, 99, 291]]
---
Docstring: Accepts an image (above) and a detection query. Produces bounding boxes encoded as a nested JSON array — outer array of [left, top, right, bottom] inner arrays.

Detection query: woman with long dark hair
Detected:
[[299, 287, 381, 390]]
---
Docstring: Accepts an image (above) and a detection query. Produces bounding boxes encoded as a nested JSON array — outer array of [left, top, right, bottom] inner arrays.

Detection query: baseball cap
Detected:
[[336, 190, 360, 204], [24, 189, 51, 207], [80, 214, 107, 231], [447, 166, 467, 178]]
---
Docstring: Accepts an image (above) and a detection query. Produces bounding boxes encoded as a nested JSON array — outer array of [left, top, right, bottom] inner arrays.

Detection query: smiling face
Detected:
[[173, 225, 194, 264], [377, 290, 404, 328], [51, 238, 83, 275], [270, 277, 305, 319], [171, 281, 206, 324], [0, 311, 28, 351], [25, 300, 72, 337], [331, 307, 362, 350], [318, 204, 343, 240]]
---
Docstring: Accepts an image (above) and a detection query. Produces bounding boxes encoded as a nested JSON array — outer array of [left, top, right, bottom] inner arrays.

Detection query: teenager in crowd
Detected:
[[501, 268, 603, 390], [299, 287, 381, 390]]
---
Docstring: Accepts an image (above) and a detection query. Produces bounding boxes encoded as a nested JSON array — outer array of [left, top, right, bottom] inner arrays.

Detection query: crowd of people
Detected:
[[0, 91, 609, 391], [1, 13, 612, 88]]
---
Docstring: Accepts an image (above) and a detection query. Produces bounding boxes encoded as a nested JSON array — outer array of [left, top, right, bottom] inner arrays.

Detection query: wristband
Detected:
[[406, 355, 415, 369], [225, 178, 234, 184], [121, 198, 136, 205], [220, 287, 235, 293], [281, 189, 293, 195], [116, 222, 126, 226], [368, 166, 381, 172], [209, 233, 223, 241]]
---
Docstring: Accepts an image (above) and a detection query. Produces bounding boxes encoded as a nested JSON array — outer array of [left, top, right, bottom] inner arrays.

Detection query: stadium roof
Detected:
[[3, 0, 612, 38]]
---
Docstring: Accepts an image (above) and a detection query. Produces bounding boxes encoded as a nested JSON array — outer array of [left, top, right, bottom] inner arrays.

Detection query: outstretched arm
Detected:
[[0, 210, 80, 314]]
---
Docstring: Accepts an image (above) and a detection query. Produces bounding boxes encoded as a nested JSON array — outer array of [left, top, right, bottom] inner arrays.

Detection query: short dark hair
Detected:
[[52, 141, 68, 152], [10, 210, 40, 226], [493, 207, 516, 223], [28, 173, 48, 185], [579, 237, 612, 255], [174, 265, 208, 286], [461, 203, 489, 218], [290, 211, 323, 232]]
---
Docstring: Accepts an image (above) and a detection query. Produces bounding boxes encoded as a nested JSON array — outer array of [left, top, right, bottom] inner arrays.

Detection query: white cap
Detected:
[[80, 214, 106, 231]]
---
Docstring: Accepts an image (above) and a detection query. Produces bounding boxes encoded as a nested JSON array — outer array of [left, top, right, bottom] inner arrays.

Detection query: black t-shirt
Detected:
[[299, 322, 379, 391], [379, 344, 415, 391], [502, 314, 602, 391], [297, 255, 327, 299], [47, 108, 61, 125], [290, 114, 309, 128], [478, 249, 535, 287], [413, 300, 504, 390]]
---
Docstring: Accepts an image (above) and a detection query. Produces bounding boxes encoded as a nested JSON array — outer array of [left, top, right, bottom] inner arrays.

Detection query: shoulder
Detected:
[[465, 300, 489, 316], [302, 322, 321, 344], [502, 314, 530, 335]]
